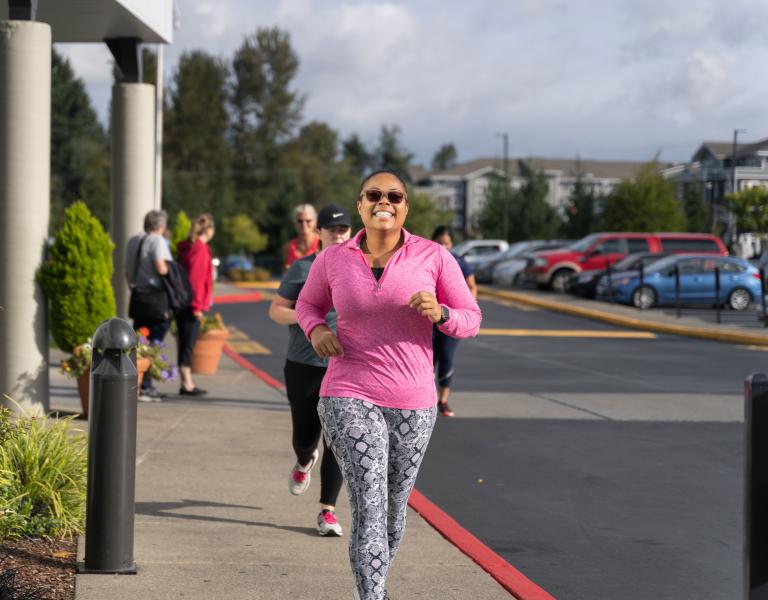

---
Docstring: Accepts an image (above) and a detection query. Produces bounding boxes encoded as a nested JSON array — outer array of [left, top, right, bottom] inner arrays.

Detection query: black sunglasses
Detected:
[[361, 189, 406, 204]]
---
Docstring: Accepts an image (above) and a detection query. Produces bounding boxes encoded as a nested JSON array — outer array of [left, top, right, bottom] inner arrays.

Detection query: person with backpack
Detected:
[[176, 214, 215, 396], [126, 209, 173, 402]]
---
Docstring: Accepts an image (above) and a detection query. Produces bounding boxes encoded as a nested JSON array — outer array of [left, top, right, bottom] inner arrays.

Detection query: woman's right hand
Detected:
[[310, 325, 344, 357]]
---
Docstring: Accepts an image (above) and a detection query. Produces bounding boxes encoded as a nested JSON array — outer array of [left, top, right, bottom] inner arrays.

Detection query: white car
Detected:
[[452, 239, 509, 265]]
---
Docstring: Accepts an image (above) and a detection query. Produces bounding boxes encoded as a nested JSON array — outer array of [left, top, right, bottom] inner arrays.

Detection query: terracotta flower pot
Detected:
[[191, 328, 229, 375], [136, 357, 152, 398], [76, 369, 90, 418]]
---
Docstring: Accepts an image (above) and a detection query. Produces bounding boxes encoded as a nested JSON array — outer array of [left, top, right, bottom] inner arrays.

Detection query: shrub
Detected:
[[37, 201, 115, 353], [0, 405, 87, 539], [170, 210, 191, 258]]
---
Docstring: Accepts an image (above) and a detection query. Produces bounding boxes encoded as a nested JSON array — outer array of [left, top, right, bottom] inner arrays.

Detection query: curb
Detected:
[[221, 343, 554, 599], [479, 286, 768, 347]]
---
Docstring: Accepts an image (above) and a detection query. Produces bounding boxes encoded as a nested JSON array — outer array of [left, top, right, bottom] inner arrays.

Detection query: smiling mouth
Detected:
[[373, 211, 394, 218]]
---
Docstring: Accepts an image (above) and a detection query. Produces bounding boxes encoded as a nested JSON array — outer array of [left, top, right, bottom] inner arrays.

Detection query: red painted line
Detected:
[[408, 489, 556, 600], [225, 347, 554, 599], [214, 292, 264, 304], [222, 345, 285, 391]]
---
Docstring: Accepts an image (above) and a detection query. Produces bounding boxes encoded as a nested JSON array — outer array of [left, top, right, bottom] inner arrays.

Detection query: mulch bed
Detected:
[[0, 537, 76, 600]]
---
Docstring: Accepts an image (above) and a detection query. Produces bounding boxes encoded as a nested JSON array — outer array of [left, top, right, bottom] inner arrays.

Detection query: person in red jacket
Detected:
[[176, 213, 215, 396]]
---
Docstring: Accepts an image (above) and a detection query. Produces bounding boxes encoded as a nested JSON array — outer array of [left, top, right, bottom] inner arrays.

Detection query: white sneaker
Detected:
[[288, 449, 319, 495], [317, 510, 343, 537]]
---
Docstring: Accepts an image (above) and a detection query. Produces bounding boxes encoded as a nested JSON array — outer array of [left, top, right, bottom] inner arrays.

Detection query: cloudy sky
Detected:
[[57, 0, 768, 167]]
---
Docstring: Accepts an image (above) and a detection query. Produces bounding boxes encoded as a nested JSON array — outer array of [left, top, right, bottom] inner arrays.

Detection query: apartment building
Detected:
[[414, 157, 652, 235]]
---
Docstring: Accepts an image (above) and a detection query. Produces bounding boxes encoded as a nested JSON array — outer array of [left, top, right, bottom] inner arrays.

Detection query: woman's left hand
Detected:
[[409, 291, 442, 323]]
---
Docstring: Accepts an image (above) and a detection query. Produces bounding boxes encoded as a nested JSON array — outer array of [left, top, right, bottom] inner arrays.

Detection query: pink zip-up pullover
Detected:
[[296, 228, 482, 410]]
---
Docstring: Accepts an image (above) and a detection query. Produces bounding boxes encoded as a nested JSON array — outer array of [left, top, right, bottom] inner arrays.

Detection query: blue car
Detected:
[[596, 255, 762, 311]]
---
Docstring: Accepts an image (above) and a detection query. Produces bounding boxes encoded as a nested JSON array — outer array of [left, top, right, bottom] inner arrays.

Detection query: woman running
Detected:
[[269, 204, 351, 536], [296, 170, 482, 600], [431, 225, 478, 417]]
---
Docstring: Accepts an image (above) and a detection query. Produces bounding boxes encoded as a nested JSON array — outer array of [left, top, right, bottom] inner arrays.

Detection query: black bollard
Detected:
[[638, 262, 645, 311], [744, 373, 768, 599], [675, 265, 681, 318], [715, 267, 721, 324], [606, 258, 614, 304], [761, 269, 767, 327], [82, 318, 139, 574]]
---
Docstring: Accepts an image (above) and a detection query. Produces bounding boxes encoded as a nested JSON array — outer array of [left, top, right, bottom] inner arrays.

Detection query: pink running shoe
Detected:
[[317, 509, 343, 537], [289, 449, 319, 496]]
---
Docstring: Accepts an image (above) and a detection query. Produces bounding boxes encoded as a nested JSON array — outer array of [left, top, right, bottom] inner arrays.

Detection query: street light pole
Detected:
[[730, 128, 747, 245], [496, 133, 509, 241]]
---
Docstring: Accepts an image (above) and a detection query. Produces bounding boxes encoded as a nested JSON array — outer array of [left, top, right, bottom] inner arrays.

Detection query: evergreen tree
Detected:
[[729, 187, 768, 234], [163, 50, 234, 228], [600, 162, 686, 231], [431, 143, 457, 171], [342, 133, 372, 176], [374, 125, 413, 180], [51, 50, 110, 229], [561, 176, 596, 239], [480, 163, 560, 241], [682, 183, 709, 233], [231, 27, 305, 214], [38, 201, 115, 352]]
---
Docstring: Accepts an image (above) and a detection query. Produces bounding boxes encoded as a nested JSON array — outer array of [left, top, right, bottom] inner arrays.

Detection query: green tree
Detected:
[[600, 162, 686, 231], [231, 27, 305, 213], [404, 193, 454, 238], [342, 133, 372, 176], [163, 50, 234, 222], [561, 176, 596, 239], [170, 210, 191, 257], [221, 214, 269, 256], [480, 164, 560, 241], [729, 187, 768, 234], [374, 125, 413, 179], [682, 183, 710, 233], [38, 201, 115, 353], [51, 50, 110, 229], [431, 143, 457, 171]]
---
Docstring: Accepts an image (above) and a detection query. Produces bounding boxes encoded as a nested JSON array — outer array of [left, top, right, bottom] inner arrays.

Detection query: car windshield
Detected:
[[613, 253, 664, 271], [568, 234, 601, 252], [504, 242, 530, 258]]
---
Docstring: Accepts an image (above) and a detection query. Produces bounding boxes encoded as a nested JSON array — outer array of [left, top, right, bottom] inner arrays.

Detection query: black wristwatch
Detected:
[[438, 305, 450, 325]]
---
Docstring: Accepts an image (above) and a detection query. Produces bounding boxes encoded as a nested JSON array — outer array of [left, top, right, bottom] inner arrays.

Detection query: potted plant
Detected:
[[191, 313, 229, 374], [38, 202, 116, 417], [136, 328, 178, 391]]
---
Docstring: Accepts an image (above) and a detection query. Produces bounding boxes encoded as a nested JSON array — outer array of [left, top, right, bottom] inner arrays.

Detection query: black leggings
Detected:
[[433, 328, 460, 388], [176, 308, 200, 368], [284, 359, 343, 506]]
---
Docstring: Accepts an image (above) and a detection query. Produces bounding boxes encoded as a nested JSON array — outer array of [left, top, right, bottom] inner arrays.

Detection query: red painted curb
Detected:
[[224, 346, 554, 599], [222, 345, 285, 391], [214, 292, 264, 304], [408, 489, 556, 600]]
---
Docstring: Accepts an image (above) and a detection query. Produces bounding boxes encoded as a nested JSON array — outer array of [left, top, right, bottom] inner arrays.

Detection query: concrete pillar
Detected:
[[0, 21, 51, 413], [111, 83, 155, 318]]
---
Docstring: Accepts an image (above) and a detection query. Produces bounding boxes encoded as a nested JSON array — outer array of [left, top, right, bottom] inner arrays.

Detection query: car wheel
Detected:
[[549, 269, 573, 293], [632, 285, 656, 309], [728, 288, 752, 311]]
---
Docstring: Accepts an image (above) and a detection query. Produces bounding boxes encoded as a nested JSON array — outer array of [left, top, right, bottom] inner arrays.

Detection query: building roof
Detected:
[[694, 137, 768, 161], [425, 156, 664, 182], [0, 0, 174, 43]]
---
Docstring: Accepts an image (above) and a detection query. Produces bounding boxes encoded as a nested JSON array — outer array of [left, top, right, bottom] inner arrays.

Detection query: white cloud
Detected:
[[52, 0, 768, 165]]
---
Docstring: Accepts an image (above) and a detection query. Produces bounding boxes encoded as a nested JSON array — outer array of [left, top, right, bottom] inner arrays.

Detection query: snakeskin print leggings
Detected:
[[317, 397, 437, 600]]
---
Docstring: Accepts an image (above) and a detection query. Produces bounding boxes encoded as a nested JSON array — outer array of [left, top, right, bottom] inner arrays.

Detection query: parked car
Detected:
[[452, 239, 509, 265], [596, 255, 760, 310], [484, 240, 573, 286], [474, 240, 569, 284], [221, 254, 254, 279], [568, 252, 671, 299], [524, 232, 728, 292]]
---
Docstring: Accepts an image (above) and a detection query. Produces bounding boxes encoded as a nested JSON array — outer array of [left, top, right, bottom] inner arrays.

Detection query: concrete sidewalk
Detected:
[[56, 342, 514, 599]]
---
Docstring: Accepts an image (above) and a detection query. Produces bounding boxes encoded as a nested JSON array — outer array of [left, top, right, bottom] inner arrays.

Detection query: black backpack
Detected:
[[162, 261, 193, 313]]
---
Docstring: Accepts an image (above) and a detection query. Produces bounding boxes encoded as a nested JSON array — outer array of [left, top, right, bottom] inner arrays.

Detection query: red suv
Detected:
[[524, 232, 728, 292]]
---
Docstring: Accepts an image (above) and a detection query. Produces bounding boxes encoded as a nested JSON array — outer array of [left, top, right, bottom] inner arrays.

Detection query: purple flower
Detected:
[[161, 370, 170, 380], [161, 354, 168, 362]]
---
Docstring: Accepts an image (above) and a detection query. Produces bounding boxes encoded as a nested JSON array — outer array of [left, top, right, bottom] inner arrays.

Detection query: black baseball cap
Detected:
[[317, 204, 352, 229]]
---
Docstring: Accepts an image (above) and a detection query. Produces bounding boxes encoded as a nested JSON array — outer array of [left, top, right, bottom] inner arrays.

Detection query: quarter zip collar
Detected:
[[346, 228, 418, 251]]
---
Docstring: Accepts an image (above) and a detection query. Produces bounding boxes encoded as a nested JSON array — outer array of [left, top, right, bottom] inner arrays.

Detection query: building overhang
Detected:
[[0, 0, 173, 43]]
